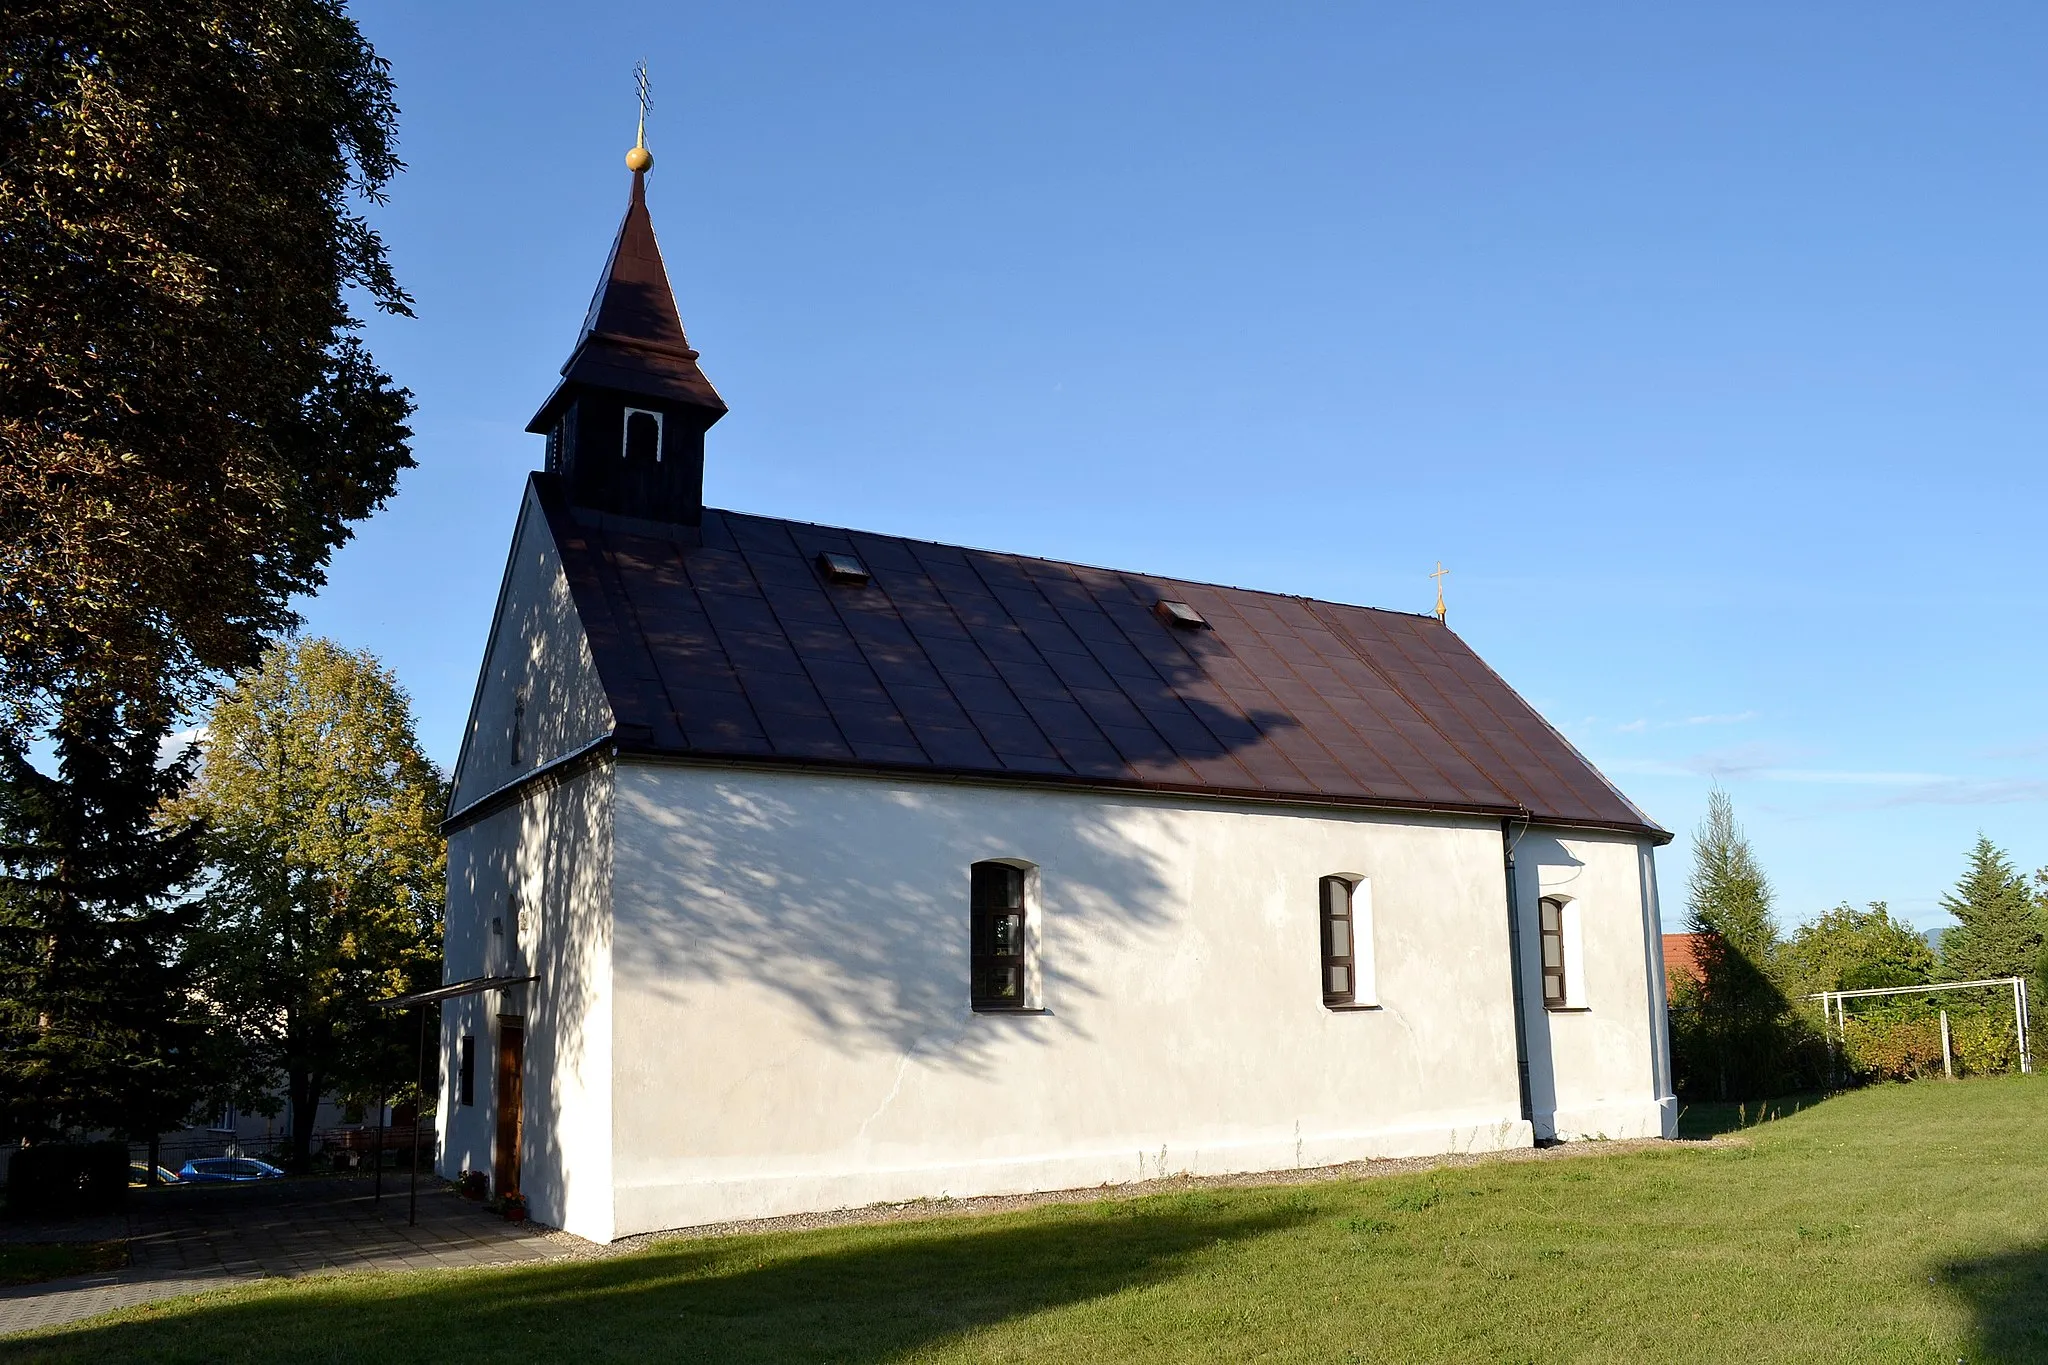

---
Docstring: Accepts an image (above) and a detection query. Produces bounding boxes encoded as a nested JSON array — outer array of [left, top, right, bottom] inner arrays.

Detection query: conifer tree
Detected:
[[1682, 788, 1792, 1098], [0, 697, 210, 1160], [1939, 836, 2043, 984]]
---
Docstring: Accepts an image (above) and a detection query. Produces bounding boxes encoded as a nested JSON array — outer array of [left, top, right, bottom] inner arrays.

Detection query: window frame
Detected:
[[1320, 875, 1359, 1007], [459, 1035, 476, 1107], [1539, 896, 1570, 1009], [970, 861, 1031, 1011]]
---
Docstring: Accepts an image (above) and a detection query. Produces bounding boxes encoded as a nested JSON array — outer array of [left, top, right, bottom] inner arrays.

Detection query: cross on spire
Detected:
[[1431, 562, 1449, 623], [635, 60, 652, 146], [626, 60, 654, 173]]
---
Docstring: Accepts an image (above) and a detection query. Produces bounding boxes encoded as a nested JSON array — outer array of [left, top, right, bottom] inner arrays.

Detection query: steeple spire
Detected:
[[526, 68, 726, 528]]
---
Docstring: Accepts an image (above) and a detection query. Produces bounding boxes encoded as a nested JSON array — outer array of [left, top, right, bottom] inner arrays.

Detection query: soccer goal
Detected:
[[1807, 976, 2033, 1080]]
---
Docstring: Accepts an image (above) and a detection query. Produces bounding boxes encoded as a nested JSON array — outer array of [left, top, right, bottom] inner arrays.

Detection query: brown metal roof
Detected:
[[535, 474, 1665, 841]]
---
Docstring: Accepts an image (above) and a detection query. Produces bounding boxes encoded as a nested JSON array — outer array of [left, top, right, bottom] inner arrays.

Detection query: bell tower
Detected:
[[525, 107, 726, 528]]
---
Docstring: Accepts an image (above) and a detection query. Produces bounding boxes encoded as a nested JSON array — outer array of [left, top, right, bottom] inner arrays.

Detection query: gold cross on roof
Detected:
[[626, 61, 655, 172], [1431, 561, 1449, 622]]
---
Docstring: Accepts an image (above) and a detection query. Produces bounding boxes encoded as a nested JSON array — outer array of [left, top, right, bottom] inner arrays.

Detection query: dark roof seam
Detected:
[[683, 513, 796, 753], [877, 535, 1064, 768], [704, 506, 1444, 629], [583, 528, 687, 743], [1134, 588, 1317, 791], [1069, 572, 1259, 786], [952, 549, 1147, 777], [1232, 596, 1456, 801], [1431, 636, 1660, 831], [1102, 574, 1262, 788], [726, 521, 892, 762], [800, 529, 966, 766], [1381, 627, 1607, 815], [1371, 632, 1554, 804], [1298, 599, 1526, 815]]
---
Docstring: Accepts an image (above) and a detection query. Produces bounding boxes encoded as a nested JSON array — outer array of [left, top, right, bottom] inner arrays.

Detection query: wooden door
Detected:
[[493, 1018, 525, 1198]]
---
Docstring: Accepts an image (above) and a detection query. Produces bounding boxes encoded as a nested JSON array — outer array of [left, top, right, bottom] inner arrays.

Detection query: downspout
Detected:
[[1501, 817, 1534, 1125]]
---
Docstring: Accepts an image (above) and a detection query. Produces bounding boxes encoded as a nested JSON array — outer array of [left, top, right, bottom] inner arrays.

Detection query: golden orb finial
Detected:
[[626, 144, 653, 173]]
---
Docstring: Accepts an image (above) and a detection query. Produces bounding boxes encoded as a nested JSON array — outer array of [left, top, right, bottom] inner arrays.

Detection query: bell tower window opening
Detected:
[[624, 407, 664, 463]]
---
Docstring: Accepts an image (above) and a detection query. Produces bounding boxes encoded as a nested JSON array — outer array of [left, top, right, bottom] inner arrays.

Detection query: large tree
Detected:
[[1779, 901, 1936, 997], [176, 639, 444, 1171], [0, 697, 211, 1156], [1940, 836, 2043, 986], [1681, 788, 1793, 1098], [0, 2, 413, 730]]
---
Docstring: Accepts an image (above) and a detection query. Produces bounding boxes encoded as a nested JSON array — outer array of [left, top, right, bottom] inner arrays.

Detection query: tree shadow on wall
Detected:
[[1940, 1241, 2048, 1363], [17, 1198, 1313, 1365], [606, 775, 1196, 1075]]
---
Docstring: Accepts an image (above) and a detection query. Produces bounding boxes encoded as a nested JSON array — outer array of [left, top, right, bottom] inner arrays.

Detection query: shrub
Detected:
[[1841, 1016, 1946, 1082], [1950, 1013, 2020, 1075]]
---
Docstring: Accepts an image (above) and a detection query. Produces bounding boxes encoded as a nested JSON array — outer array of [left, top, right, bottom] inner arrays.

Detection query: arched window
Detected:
[[1320, 875, 1373, 1007], [1539, 897, 1584, 1009], [623, 407, 663, 463], [971, 861, 1028, 1009]]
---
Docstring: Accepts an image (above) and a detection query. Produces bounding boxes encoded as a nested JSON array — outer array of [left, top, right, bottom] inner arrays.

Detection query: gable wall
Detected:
[[437, 761, 617, 1242], [599, 763, 1672, 1235], [449, 482, 614, 813]]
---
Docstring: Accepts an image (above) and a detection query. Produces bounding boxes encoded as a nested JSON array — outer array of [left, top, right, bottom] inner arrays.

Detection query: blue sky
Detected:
[[320, 1, 2048, 934]]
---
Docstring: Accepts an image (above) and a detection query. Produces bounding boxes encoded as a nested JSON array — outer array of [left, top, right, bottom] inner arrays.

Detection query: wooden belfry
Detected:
[[526, 62, 727, 530]]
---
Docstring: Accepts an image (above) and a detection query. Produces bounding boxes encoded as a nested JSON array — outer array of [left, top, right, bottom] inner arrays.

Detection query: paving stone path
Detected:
[[0, 1176, 569, 1337]]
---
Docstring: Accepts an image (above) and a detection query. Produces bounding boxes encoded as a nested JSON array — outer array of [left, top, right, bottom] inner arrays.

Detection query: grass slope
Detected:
[[0, 1245, 126, 1289], [5, 1076, 2044, 1363]]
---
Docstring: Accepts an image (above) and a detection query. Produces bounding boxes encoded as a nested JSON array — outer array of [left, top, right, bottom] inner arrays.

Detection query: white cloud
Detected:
[[1613, 711, 1756, 735], [1603, 752, 2048, 808], [1764, 768, 1952, 786], [1871, 778, 2048, 808]]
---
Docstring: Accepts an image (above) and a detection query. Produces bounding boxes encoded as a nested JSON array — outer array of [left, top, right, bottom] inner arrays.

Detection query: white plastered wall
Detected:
[[439, 763, 617, 1241], [438, 477, 621, 1241], [605, 762, 1549, 1236], [448, 481, 614, 812], [1513, 828, 1677, 1141]]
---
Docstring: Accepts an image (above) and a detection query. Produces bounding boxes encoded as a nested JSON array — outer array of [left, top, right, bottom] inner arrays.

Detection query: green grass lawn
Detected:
[[5, 1076, 2046, 1363], [0, 1244, 126, 1289]]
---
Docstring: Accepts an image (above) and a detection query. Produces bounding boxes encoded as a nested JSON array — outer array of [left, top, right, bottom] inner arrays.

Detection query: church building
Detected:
[[435, 141, 1678, 1244]]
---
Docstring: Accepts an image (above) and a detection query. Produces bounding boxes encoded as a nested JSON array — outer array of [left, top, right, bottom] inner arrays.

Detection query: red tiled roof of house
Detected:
[[1663, 933, 1708, 992]]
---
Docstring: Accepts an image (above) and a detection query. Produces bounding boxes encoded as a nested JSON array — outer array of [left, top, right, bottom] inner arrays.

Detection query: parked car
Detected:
[[177, 1157, 285, 1183], [128, 1163, 182, 1186]]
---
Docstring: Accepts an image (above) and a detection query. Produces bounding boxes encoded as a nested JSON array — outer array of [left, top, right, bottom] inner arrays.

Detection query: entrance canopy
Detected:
[[373, 974, 538, 1010]]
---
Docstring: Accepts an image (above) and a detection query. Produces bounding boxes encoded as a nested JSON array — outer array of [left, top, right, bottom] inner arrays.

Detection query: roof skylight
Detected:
[[1155, 600, 1209, 629], [816, 551, 871, 586]]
